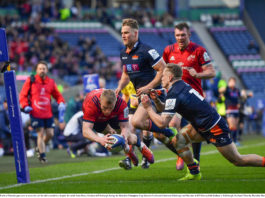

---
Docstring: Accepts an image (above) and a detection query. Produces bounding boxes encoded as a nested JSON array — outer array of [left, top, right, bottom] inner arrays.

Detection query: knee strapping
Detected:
[[174, 133, 190, 153]]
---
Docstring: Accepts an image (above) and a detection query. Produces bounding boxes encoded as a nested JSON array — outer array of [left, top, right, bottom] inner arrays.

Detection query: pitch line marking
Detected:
[[0, 141, 264, 191]]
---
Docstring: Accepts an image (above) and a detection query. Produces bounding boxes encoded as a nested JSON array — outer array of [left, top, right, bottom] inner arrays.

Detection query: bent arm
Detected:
[[146, 58, 166, 89], [116, 68, 130, 95], [119, 121, 130, 142], [196, 63, 216, 79], [146, 107, 174, 128]]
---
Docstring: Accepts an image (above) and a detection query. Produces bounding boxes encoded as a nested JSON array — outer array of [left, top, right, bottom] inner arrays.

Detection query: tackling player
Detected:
[[82, 89, 154, 169], [141, 63, 265, 180], [163, 22, 216, 170]]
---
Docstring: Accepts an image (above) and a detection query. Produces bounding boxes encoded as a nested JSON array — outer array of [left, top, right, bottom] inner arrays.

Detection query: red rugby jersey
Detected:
[[82, 89, 129, 123], [163, 42, 211, 96]]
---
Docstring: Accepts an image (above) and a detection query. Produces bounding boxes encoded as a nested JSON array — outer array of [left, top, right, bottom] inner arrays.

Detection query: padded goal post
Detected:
[[0, 28, 30, 183]]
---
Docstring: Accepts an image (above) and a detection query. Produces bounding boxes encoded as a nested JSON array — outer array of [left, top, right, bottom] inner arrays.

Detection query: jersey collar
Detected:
[[124, 40, 140, 54]]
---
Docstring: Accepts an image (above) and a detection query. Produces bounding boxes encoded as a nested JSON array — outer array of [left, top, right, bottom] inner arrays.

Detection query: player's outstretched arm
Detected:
[[141, 94, 172, 128], [82, 121, 112, 147]]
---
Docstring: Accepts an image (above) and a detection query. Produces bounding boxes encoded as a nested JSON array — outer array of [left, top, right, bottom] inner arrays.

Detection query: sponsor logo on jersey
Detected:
[[126, 64, 132, 72], [170, 56, 175, 61], [124, 107, 129, 118], [124, 64, 140, 73], [203, 52, 210, 62], [132, 64, 139, 71], [187, 55, 195, 61], [165, 99, 176, 110], [177, 62, 184, 66], [122, 56, 127, 60], [148, 49, 160, 60], [132, 55, 139, 60]]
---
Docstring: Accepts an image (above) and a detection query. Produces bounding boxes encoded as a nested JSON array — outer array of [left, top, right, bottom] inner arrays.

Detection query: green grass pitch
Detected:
[[0, 135, 264, 193]]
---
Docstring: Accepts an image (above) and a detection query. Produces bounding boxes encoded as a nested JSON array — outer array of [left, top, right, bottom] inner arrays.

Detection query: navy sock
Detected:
[[192, 142, 201, 162], [143, 134, 153, 148], [232, 130, 238, 143], [148, 120, 174, 137], [40, 153, 46, 158], [187, 162, 200, 175], [135, 132, 141, 147]]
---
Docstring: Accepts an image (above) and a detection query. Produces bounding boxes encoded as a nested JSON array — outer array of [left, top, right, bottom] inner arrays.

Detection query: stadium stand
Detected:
[[209, 21, 265, 108]]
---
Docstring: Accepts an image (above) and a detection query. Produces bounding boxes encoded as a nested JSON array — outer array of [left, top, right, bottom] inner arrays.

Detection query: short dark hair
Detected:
[[165, 63, 183, 80], [175, 22, 190, 32], [122, 18, 139, 30], [35, 60, 48, 71]]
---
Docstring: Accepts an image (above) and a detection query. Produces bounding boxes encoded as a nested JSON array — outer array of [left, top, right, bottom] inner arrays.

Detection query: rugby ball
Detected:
[[105, 134, 125, 152]]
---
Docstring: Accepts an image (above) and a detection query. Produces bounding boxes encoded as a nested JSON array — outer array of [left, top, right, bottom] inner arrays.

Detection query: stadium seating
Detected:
[[57, 28, 123, 57], [210, 26, 259, 56], [209, 23, 265, 109], [139, 28, 204, 54]]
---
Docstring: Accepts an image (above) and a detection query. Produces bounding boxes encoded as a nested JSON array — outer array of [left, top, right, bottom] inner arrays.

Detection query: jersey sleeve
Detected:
[[162, 46, 170, 63], [146, 46, 162, 67], [51, 80, 65, 104], [117, 98, 129, 122], [197, 47, 211, 66], [82, 96, 98, 123], [162, 96, 179, 115], [19, 77, 31, 108]]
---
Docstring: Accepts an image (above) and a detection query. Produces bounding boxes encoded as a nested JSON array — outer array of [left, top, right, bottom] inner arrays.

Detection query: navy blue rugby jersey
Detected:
[[120, 40, 163, 90], [163, 80, 221, 132]]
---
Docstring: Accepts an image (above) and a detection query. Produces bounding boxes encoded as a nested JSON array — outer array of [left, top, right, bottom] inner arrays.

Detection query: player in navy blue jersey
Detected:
[[141, 63, 265, 180], [115, 18, 178, 169]]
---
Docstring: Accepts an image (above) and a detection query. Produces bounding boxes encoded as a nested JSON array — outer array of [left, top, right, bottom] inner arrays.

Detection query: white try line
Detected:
[[0, 141, 264, 191]]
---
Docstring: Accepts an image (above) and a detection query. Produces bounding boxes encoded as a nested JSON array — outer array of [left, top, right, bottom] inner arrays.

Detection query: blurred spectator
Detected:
[[64, 111, 109, 158], [64, 93, 84, 123], [247, 40, 260, 53], [0, 77, 12, 156]]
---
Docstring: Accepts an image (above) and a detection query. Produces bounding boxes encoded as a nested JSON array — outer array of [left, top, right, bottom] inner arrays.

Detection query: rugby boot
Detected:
[[119, 157, 132, 170], [141, 145, 154, 164], [126, 145, 139, 166]]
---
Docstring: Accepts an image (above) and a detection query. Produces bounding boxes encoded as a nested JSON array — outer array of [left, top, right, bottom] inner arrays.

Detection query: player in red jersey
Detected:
[[82, 89, 154, 169], [162, 22, 216, 170]]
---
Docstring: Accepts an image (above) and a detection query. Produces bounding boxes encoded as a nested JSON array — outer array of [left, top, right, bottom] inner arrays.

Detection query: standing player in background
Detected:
[[115, 18, 178, 169], [163, 22, 216, 170], [19, 61, 66, 163], [82, 89, 154, 169], [219, 77, 241, 145]]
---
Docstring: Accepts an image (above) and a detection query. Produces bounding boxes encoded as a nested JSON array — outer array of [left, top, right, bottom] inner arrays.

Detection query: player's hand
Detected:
[[187, 68, 198, 78], [140, 94, 152, 109], [136, 86, 149, 97], [115, 88, 121, 96], [99, 134, 113, 150], [24, 106, 33, 113], [149, 89, 158, 100]]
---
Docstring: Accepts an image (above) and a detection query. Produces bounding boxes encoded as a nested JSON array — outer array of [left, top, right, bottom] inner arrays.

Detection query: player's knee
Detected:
[[131, 118, 141, 129], [230, 157, 246, 167]]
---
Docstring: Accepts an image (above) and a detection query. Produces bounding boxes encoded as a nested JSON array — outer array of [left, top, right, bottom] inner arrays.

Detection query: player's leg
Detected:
[[217, 143, 265, 167], [169, 114, 184, 170], [36, 127, 46, 163], [227, 114, 239, 144], [131, 104, 176, 139], [170, 126, 202, 180], [141, 130, 154, 169]]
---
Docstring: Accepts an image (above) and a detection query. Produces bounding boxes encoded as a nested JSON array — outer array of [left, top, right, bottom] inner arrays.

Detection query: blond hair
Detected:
[[101, 89, 117, 105], [122, 18, 139, 30], [165, 63, 183, 80]]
